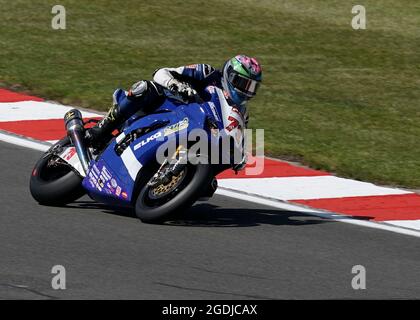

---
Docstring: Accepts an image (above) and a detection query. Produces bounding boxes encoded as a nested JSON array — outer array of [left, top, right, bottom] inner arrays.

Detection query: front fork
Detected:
[[148, 145, 188, 187], [147, 145, 218, 199]]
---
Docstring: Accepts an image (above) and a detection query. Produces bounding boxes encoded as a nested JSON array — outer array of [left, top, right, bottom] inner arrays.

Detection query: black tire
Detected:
[[29, 138, 85, 206], [134, 163, 213, 223]]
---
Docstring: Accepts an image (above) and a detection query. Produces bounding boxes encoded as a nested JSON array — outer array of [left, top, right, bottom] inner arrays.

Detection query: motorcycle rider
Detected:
[[87, 55, 263, 167]]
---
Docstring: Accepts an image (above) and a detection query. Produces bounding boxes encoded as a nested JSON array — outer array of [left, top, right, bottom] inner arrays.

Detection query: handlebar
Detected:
[[164, 88, 204, 105], [191, 93, 204, 104]]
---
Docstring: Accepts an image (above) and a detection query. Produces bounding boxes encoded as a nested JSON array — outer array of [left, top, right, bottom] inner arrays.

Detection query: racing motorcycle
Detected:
[[29, 87, 246, 223]]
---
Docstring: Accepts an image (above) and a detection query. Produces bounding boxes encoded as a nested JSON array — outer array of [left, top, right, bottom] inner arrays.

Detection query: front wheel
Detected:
[[134, 163, 214, 223], [30, 138, 86, 206]]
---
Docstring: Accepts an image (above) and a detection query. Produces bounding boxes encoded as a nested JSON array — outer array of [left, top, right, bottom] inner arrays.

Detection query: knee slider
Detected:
[[112, 88, 126, 106], [128, 80, 148, 98]]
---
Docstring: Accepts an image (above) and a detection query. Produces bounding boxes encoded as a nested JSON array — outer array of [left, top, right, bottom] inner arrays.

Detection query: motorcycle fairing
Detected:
[[81, 86, 246, 207], [82, 99, 209, 206], [57, 145, 85, 177]]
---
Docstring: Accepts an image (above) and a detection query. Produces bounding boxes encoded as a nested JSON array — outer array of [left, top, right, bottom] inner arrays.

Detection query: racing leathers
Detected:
[[87, 64, 249, 170]]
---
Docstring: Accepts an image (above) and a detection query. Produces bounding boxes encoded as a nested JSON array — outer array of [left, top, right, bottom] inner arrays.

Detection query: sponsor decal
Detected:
[[164, 118, 189, 136], [91, 169, 99, 179], [106, 182, 114, 192], [134, 131, 162, 151], [88, 162, 118, 192], [206, 85, 215, 94], [64, 110, 75, 121], [186, 64, 197, 69], [101, 166, 112, 181], [203, 64, 214, 77], [208, 101, 220, 122], [88, 171, 102, 191], [226, 108, 244, 134], [99, 165, 112, 184], [110, 178, 117, 189], [93, 164, 100, 176], [88, 161, 127, 196], [62, 147, 76, 161], [226, 115, 240, 132]]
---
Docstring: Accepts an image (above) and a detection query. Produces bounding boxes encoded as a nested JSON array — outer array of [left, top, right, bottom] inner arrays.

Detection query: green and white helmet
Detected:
[[221, 54, 262, 105]]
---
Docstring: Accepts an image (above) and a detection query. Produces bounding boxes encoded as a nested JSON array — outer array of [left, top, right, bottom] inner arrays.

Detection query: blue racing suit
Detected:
[[113, 64, 228, 119], [88, 63, 249, 170]]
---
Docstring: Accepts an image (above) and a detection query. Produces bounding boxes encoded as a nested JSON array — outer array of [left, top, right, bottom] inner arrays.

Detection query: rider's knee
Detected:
[[112, 88, 137, 117], [128, 80, 149, 99], [112, 88, 127, 106]]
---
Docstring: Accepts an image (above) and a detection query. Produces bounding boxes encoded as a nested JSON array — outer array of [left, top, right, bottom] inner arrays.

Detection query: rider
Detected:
[[87, 54, 263, 155]]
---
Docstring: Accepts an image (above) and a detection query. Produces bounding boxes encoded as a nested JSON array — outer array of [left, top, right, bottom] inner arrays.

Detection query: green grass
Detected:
[[1, 0, 420, 187]]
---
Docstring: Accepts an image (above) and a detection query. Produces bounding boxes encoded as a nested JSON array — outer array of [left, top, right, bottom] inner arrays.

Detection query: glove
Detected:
[[168, 79, 197, 98]]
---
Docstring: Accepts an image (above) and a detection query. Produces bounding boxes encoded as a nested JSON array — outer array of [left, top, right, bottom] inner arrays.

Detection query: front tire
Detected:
[[134, 163, 213, 223], [30, 138, 85, 206]]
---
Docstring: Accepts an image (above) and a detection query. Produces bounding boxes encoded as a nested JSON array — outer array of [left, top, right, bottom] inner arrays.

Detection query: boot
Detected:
[[86, 104, 125, 150]]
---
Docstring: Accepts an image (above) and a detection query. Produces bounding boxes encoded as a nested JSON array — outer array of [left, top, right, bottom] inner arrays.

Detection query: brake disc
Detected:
[[148, 169, 186, 200]]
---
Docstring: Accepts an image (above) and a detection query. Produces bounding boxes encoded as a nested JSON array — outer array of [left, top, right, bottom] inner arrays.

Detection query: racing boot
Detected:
[[87, 81, 164, 152], [86, 103, 125, 151]]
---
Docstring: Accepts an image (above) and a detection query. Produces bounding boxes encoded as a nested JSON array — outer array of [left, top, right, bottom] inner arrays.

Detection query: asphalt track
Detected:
[[1, 141, 420, 300]]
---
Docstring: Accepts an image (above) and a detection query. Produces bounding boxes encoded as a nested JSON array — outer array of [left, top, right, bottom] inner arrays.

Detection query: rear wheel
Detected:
[[134, 162, 213, 223], [30, 138, 85, 206]]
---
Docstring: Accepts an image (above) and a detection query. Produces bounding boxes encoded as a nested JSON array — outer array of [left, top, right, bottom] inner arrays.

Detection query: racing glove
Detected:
[[167, 79, 197, 99]]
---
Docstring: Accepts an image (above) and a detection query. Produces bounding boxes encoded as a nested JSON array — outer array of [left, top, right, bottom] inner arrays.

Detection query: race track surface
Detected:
[[1, 141, 419, 299]]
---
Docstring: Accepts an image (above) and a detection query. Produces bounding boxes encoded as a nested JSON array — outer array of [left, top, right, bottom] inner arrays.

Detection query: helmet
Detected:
[[221, 55, 262, 106]]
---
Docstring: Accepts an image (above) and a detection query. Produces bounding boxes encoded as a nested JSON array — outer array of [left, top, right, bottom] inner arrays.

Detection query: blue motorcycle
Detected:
[[30, 87, 247, 223]]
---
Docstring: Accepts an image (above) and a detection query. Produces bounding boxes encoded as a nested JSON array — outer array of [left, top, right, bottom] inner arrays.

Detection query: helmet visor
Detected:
[[228, 73, 260, 98]]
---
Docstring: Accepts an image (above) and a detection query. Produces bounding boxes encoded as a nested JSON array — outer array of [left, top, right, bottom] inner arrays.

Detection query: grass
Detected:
[[1, 0, 420, 187]]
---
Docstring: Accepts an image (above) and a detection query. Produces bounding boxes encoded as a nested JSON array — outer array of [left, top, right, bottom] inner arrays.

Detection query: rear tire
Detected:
[[30, 138, 85, 206], [134, 163, 213, 223]]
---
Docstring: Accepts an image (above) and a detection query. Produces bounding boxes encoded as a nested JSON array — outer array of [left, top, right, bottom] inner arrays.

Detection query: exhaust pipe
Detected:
[[64, 109, 90, 175]]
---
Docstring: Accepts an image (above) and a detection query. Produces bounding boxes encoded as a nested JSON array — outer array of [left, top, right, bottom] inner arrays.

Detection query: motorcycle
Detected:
[[29, 87, 247, 223]]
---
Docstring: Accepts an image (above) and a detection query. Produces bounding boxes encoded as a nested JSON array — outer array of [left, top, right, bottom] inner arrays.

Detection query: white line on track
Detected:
[[219, 176, 411, 200], [0, 100, 100, 122], [0, 131, 50, 152], [215, 189, 420, 238], [1, 130, 419, 238]]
